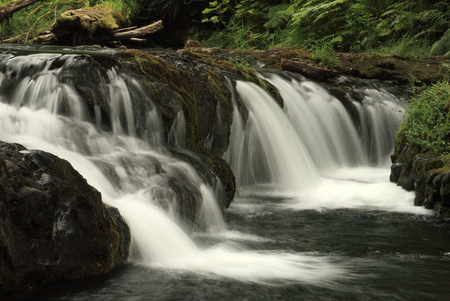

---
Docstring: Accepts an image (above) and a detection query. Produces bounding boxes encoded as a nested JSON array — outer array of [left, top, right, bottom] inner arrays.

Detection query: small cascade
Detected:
[[225, 80, 321, 193], [349, 86, 405, 165], [261, 73, 366, 171], [224, 72, 406, 196], [0, 53, 227, 256], [196, 185, 228, 232]]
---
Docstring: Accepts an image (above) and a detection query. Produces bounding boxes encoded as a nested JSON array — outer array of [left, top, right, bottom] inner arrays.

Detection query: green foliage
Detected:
[[90, 0, 134, 20], [402, 81, 450, 155], [382, 37, 430, 56], [0, 0, 136, 42], [201, 0, 290, 49], [0, 0, 87, 43], [198, 0, 450, 55], [311, 39, 340, 68]]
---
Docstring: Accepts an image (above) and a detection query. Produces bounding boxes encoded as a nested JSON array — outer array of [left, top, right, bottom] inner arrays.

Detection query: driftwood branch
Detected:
[[0, 0, 41, 23], [113, 20, 163, 41], [2, 33, 26, 43]]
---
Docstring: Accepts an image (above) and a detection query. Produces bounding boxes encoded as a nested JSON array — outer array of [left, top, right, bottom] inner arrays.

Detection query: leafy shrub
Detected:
[[401, 81, 450, 154]]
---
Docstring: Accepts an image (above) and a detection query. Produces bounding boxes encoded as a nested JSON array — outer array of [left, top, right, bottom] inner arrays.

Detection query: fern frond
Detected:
[[263, 4, 290, 29]]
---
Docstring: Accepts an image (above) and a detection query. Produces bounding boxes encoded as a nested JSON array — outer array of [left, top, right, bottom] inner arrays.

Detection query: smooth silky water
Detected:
[[1, 50, 449, 300]]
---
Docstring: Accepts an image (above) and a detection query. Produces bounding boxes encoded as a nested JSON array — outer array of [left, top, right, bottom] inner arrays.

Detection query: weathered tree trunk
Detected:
[[0, 0, 40, 23]]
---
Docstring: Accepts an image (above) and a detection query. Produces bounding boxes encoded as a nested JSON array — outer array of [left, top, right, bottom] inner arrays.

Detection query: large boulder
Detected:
[[0, 142, 130, 293]]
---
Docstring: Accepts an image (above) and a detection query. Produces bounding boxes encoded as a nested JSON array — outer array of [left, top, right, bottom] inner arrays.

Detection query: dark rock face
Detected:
[[390, 137, 450, 216], [0, 142, 130, 293]]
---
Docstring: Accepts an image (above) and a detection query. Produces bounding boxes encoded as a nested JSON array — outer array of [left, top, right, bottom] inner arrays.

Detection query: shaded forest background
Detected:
[[0, 0, 449, 56]]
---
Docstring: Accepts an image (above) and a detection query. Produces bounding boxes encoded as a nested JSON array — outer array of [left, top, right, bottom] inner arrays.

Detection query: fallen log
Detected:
[[281, 58, 338, 82], [113, 21, 163, 41], [111, 26, 138, 34], [0, 0, 40, 23]]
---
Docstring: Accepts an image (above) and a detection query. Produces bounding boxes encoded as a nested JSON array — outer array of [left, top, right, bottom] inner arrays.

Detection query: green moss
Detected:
[[117, 50, 199, 148], [54, 7, 124, 32]]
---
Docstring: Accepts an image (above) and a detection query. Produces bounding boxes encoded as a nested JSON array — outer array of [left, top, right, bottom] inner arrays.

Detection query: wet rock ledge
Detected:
[[390, 137, 450, 217], [0, 142, 130, 294]]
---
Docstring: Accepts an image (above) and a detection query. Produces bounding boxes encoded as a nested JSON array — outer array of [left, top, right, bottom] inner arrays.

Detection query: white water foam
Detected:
[[283, 167, 432, 215]]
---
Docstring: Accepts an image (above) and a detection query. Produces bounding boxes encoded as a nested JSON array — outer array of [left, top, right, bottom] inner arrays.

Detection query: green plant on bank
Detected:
[[401, 80, 450, 155], [311, 39, 340, 68], [430, 28, 450, 56], [232, 57, 267, 89]]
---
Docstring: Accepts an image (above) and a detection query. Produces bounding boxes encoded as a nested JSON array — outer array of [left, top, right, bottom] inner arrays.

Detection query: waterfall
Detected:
[[222, 72, 423, 214], [224, 80, 321, 193], [0, 51, 351, 285], [0, 52, 227, 253], [350, 87, 405, 165], [225, 72, 406, 193], [261, 73, 366, 171]]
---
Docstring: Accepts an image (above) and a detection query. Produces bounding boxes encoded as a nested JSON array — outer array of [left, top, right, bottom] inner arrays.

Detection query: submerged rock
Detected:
[[0, 142, 130, 293]]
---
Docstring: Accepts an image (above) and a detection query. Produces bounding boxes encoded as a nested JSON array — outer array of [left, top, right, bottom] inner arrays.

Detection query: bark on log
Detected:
[[111, 26, 138, 34], [113, 20, 163, 41], [281, 58, 339, 82], [0, 0, 40, 23]]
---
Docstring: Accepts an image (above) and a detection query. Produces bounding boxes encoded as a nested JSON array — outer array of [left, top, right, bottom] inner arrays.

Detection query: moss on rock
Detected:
[[116, 49, 236, 208], [51, 7, 125, 45]]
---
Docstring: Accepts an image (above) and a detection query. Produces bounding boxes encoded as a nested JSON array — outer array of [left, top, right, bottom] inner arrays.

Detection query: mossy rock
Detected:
[[116, 49, 236, 207], [51, 7, 125, 45]]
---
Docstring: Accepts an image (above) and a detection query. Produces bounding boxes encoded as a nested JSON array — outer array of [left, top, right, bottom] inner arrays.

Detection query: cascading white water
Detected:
[[0, 52, 351, 285], [261, 73, 366, 172], [224, 72, 428, 215], [224, 80, 320, 193], [0, 52, 230, 255], [351, 88, 405, 165]]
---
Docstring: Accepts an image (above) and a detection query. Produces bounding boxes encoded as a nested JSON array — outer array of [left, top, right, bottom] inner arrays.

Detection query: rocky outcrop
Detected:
[[390, 136, 450, 216], [116, 49, 236, 208], [0, 142, 130, 293]]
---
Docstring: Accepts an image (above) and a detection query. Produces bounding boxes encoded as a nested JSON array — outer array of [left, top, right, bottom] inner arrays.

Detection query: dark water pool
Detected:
[[9, 196, 450, 301]]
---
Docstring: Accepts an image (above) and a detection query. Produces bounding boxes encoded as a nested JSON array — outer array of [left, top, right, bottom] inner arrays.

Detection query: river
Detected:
[[1, 46, 449, 300]]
